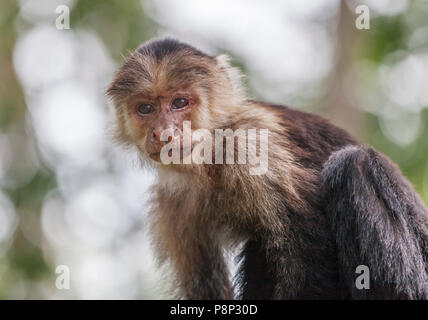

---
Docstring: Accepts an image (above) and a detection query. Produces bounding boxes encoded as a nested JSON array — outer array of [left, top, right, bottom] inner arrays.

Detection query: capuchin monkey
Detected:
[[107, 38, 428, 300]]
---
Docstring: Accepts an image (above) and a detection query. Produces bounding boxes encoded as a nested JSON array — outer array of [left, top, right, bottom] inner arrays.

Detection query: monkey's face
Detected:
[[107, 39, 243, 167], [124, 88, 202, 162], [107, 51, 213, 164]]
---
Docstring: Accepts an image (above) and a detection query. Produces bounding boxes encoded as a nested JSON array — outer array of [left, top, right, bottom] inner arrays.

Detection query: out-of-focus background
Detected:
[[0, 0, 427, 299]]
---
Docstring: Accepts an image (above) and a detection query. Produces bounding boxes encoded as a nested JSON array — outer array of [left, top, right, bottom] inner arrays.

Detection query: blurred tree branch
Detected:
[[322, 0, 362, 139]]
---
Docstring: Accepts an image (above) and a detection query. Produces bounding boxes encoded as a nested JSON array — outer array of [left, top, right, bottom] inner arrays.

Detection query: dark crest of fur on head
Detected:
[[136, 38, 213, 61], [106, 38, 217, 104]]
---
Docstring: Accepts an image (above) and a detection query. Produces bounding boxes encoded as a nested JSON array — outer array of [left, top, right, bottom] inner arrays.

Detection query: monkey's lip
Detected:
[[149, 147, 193, 163]]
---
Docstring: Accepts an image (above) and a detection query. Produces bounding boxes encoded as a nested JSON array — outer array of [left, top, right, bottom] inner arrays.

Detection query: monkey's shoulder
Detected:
[[250, 100, 358, 168]]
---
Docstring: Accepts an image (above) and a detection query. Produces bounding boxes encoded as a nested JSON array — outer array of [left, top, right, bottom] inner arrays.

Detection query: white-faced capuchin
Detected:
[[107, 38, 428, 299]]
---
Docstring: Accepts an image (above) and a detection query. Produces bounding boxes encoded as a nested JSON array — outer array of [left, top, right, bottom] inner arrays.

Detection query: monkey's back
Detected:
[[259, 102, 358, 171]]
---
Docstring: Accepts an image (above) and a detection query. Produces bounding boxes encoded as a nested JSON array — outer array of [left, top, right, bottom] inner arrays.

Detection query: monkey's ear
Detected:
[[215, 54, 233, 67], [215, 54, 246, 98]]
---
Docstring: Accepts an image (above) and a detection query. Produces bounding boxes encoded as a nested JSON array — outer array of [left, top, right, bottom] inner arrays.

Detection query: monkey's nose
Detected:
[[152, 127, 179, 143], [152, 129, 164, 141]]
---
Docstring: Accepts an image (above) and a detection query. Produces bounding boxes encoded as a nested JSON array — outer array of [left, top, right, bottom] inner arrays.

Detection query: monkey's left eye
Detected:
[[137, 104, 155, 115], [171, 98, 189, 110]]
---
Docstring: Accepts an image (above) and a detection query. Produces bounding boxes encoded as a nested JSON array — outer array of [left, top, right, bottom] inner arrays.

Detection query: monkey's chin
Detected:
[[148, 152, 186, 165]]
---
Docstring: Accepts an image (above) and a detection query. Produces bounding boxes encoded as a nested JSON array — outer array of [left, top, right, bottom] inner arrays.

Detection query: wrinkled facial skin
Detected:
[[125, 89, 200, 162]]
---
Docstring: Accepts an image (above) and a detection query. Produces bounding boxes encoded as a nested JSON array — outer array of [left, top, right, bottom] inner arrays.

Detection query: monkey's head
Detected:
[[107, 38, 245, 165]]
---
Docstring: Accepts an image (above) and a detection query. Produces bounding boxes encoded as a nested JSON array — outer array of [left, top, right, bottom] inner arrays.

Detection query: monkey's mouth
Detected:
[[149, 146, 194, 163]]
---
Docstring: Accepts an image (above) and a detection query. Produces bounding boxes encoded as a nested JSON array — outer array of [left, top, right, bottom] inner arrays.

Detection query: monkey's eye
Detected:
[[171, 98, 189, 110], [137, 104, 155, 115]]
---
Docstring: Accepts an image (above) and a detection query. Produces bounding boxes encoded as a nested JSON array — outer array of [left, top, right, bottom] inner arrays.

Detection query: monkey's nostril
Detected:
[[152, 131, 157, 139]]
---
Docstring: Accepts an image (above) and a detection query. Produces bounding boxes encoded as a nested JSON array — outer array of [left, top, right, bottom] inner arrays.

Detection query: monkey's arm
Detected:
[[152, 212, 234, 300], [322, 145, 428, 299], [178, 238, 234, 300]]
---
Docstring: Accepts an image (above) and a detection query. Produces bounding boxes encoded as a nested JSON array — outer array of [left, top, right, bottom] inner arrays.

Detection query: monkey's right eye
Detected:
[[137, 104, 155, 115]]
